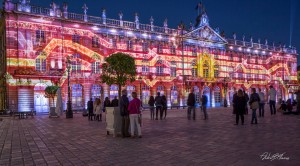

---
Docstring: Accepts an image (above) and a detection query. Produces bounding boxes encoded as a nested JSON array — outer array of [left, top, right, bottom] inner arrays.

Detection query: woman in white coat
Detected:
[[94, 98, 102, 121]]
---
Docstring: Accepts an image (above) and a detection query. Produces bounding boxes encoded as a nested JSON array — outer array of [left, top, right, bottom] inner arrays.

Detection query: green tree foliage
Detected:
[[45, 85, 59, 107], [101, 52, 137, 100]]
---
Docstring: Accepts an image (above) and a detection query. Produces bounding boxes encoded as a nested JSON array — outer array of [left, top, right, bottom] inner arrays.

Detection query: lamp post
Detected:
[[138, 76, 142, 100], [66, 56, 73, 118]]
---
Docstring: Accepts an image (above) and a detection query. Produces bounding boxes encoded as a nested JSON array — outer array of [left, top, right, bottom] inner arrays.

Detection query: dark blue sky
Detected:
[[3, 0, 300, 64]]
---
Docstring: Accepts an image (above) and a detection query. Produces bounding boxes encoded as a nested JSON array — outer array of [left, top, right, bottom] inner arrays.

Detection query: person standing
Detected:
[[120, 89, 130, 138], [233, 89, 247, 125], [94, 98, 102, 121], [162, 95, 167, 119], [87, 98, 94, 121], [243, 90, 249, 115], [128, 92, 142, 138], [258, 88, 265, 117], [201, 94, 208, 120], [187, 89, 196, 120], [148, 96, 155, 120], [232, 89, 238, 114], [249, 88, 260, 124], [103, 97, 111, 112], [268, 85, 277, 115], [154, 92, 163, 120], [111, 96, 119, 107]]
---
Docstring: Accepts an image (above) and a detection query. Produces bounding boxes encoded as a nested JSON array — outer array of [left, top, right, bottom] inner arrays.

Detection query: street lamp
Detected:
[[66, 56, 73, 118], [223, 77, 230, 107], [138, 76, 142, 100]]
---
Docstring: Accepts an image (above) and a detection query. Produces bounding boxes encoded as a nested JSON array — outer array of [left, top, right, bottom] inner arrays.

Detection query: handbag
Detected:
[[250, 101, 259, 109]]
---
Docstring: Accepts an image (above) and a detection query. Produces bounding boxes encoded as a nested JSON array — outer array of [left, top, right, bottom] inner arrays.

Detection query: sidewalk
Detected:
[[0, 107, 299, 166]]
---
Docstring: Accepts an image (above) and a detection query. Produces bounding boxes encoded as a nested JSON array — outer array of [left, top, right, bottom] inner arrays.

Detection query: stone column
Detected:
[[166, 86, 171, 107]]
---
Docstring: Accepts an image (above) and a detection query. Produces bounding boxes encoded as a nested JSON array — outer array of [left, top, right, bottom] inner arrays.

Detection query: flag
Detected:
[[195, 2, 202, 10]]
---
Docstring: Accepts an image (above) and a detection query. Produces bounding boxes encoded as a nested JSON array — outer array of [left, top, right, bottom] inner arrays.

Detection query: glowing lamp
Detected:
[[110, 29, 117, 33], [247, 48, 251, 52], [157, 35, 162, 39], [238, 47, 242, 51], [229, 46, 233, 50]]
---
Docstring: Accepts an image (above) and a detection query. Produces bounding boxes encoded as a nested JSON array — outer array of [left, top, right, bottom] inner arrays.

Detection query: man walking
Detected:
[[120, 89, 130, 137], [154, 92, 163, 120], [187, 89, 196, 120], [258, 88, 265, 117], [268, 85, 277, 115], [87, 98, 94, 121], [201, 94, 208, 120]]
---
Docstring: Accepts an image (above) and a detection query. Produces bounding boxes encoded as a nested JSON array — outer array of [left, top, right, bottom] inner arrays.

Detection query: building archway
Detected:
[[91, 84, 101, 101], [214, 86, 221, 107], [72, 84, 83, 110], [110, 85, 118, 100], [34, 83, 49, 113]]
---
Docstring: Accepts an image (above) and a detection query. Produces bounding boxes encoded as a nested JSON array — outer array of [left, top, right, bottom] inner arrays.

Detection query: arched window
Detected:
[[91, 85, 101, 101], [127, 85, 135, 101], [203, 61, 209, 78], [142, 85, 150, 104], [72, 84, 83, 108], [142, 65, 149, 75], [36, 58, 46, 72], [36, 30, 45, 43], [191, 60, 197, 77], [110, 85, 118, 100], [214, 64, 219, 78], [171, 86, 178, 105], [157, 85, 164, 95], [72, 54, 81, 73], [91, 62, 100, 74], [156, 60, 164, 76]]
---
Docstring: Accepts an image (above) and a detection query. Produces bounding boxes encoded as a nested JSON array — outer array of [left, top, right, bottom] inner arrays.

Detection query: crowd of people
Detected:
[[232, 85, 299, 125]]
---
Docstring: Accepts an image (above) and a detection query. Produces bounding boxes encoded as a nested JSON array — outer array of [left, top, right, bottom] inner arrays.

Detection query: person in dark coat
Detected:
[[161, 95, 167, 119], [233, 89, 247, 125], [120, 89, 130, 137], [187, 89, 196, 120], [154, 92, 163, 120], [201, 94, 208, 120], [103, 97, 111, 111], [111, 96, 119, 107], [148, 96, 155, 120], [87, 98, 94, 121], [243, 90, 249, 115], [249, 88, 260, 124]]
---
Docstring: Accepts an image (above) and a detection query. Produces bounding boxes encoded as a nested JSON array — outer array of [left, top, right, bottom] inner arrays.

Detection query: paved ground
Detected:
[[0, 106, 299, 166]]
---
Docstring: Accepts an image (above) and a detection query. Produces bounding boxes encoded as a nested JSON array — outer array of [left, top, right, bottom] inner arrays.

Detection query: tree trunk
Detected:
[[118, 84, 122, 106]]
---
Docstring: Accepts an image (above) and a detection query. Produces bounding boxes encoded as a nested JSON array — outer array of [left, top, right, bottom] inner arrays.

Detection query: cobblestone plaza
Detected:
[[0, 107, 299, 166]]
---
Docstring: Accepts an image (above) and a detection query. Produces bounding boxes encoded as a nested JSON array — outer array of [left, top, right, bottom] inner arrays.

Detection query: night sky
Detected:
[[2, 0, 300, 65]]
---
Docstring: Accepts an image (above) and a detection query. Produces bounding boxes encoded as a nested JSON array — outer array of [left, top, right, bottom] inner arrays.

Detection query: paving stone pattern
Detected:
[[0, 107, 299, 166]]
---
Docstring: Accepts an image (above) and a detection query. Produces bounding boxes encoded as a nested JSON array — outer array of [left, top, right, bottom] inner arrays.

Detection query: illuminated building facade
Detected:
[[0, 0, 298, 112]]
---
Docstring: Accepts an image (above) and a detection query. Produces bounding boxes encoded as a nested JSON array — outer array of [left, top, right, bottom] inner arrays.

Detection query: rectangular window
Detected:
[[171, 67, 176, 77], [112, 39, 117, 49], [71, 61, 81, 73], [35, 59, 46, 72], [36, 30, 45, 43], [192, 68, 197, 77], [72, 34, 80, 43], [214, 70, 219, 78], [157, 45, 163, 54], [203, 69, 209, 78], [92, 37, 99, 48], [156, 66, 164, 76], [170, 46, 176, 55], [92, 62, 100, 74], [192, 48, 197, 56], [127, 40, 133, 50], [142, 42, 148, 52]]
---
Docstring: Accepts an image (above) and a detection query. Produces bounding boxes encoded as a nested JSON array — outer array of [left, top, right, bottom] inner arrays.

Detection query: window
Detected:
[[71, 54, 81, 73], [171, 67, 176, 77], [142, 65, 149, 75], [214, 64, 219, 78], [127, 40, 133, 50], [91, 62, 100, 74], [171, 86, 178, 105], [156, 60, 164, 76], [91, 85, 101, 101], [72, 84, 83, 108], [214, 87, 221, 103], [127, 86, 135, 101], [142, 42, 148, 52], [192, 48, 197, 56], [72, 34, 80, 43], [157, 85, 164, 95], [157, 44, 163, 54], [203, 61, 209, 78], [112, 39, 117, 49], [110, 85, 118, 100], [191, 60, 197, 77], [35, 58, 46, 72], [170, 45, 176, 54], [36, 30, 45, 43], [92, 36, 99, 48]]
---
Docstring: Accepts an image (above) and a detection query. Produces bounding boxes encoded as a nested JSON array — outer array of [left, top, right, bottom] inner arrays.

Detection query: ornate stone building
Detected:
[[0, 0, 298, 112]]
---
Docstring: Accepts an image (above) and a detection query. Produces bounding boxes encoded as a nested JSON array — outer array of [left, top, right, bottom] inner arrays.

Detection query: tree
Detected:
[[101, 52, 137, 101], [45, 85, 59, 107]]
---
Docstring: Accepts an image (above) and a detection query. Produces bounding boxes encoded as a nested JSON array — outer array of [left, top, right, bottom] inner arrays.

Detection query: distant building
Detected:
[[0, 0, 298, 112]]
